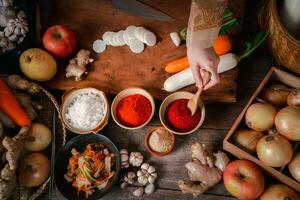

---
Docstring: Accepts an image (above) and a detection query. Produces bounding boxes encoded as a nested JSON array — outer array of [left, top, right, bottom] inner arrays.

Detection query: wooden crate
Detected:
[[223, 67, 300, 192]]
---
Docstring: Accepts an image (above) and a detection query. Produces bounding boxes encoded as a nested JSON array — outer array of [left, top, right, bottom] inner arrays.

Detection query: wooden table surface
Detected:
[[38, 1, 284, 200]]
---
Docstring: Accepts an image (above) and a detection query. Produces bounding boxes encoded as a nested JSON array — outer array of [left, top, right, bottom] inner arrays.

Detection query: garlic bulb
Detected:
[[0, 6, 16, 27], [120, 171, 136, 189], [129, 152, 143, 167], [4, 17, 28, 43], [120, 149, 129, 169], [137, 163, 157, 186], [0, 0, 13, 7]]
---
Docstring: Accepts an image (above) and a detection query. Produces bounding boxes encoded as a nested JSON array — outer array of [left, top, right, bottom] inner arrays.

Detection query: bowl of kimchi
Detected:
[[54, 134, 121, 200]]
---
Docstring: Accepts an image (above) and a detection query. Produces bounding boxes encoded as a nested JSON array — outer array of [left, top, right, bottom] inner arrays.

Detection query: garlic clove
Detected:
[[148, 166, 156, 173], [141, 163, 149, 170], [145, 184, 155, 194], [133, 187, 144, 197], [148, 176, 156, 184]]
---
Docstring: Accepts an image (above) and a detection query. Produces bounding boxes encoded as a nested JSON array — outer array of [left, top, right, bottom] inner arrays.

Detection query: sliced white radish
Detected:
[[93, 39, 106, 53], [116, 30, 125, 46], [170, 32, 181, 47], [111, 34, 120, 46], [102, 31, 113, 45], [143, 30, 156, 46], [126, 25, 137, 39], [123, 32, 130, 46], [129, 38, 144, 54], [134, 27, 147, 41]]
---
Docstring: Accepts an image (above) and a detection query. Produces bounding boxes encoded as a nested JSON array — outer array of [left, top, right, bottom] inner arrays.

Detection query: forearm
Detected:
[[187, 0, 227, 49]]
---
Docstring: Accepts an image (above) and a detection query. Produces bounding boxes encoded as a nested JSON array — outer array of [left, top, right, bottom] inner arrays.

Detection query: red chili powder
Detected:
[[116, 94, 152, 127], [165, 99, 201, 132]]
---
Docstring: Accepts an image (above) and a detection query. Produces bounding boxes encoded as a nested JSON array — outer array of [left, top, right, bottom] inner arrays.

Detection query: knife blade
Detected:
[[112, 0, 174, 21]]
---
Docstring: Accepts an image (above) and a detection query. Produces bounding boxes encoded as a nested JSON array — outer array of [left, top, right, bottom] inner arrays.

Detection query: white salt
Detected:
[[65, 92, 105, 130]]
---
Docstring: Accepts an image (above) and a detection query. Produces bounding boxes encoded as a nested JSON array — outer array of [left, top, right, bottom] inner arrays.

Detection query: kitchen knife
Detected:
[[111, 0, 174, 21]]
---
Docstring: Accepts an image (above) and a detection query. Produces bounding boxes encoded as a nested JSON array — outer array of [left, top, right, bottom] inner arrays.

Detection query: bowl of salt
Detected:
[[61, 88, 110, 134]]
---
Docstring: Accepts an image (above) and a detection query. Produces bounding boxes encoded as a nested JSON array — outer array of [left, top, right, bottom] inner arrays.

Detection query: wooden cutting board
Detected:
[[44, 0, 244, 102]]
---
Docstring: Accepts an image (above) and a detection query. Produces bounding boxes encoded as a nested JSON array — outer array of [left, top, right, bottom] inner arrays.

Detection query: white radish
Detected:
[[129, 38, 144, 54], [123, 32, 130, 46], [163, 53, 239, 92], [126, 25, 137, 39], [134, 26, 147, 41], [102, 31, 113, 45], [92, 39, 106, 53], [143, 31, 156, 46], [116, 30, 126, 46], [170, 32, 181, 47]]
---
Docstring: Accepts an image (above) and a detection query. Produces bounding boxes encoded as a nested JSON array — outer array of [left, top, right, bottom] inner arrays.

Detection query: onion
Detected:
[[233, 129, 264, 153], [260, 184, 300, 200], [245, 103, 277, 131], [287, 89, 300, 106], [256, 134, 293, 167], [261, 84, 290, 107], [275, 106, 300, 141], [288, 152, 300, 182]]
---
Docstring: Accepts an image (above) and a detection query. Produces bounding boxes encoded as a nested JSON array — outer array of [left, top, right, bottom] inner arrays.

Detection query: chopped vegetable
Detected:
[[165, 57, 189, 74], [239, 31, 268, 61], [0, 79, 31, 127], [65, 143, 115, 198], [170, 32, 181, 47], [213, 35, 232, 56], [163, 53, 239, 92]]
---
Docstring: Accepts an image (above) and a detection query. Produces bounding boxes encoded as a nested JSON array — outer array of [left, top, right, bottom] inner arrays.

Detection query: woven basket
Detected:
[[259, 0, 300, 74], [0, 75, 67, 200]]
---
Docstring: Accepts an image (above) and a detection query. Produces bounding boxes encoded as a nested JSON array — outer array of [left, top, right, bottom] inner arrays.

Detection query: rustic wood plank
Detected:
[[42, 0, 244, 103], [45, 187, 236, 200]]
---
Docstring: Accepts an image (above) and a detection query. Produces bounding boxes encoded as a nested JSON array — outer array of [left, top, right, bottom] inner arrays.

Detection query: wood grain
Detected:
[[43, 0, 244, 103]]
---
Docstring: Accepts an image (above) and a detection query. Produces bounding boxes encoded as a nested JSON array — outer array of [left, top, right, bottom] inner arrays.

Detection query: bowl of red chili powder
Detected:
[[159, 91, 206, 135], [111, 88, 155, 129]]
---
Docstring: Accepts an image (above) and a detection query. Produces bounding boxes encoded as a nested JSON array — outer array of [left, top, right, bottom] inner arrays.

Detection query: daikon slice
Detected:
[[129, 38, 144, 54], [123, 31, 130, 46], [116, 30, 125, 46], [143, 31, 156, 46], [134, 27, 147, 42], [102, 31, 113, 45], [126, 25, 137, 39], [93, 39, 106, 53], [111, 34, 119, 46]]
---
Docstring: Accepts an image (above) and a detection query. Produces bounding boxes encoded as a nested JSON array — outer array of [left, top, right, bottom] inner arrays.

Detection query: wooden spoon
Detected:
[[187, 71, 211, 115]]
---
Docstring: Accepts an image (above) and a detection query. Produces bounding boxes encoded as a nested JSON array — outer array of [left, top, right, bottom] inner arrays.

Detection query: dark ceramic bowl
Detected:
[[54, 134, 121, 200]]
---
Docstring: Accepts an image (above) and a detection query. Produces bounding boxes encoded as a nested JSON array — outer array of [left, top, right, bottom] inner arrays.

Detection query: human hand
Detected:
[[187, 47, 220, 90]]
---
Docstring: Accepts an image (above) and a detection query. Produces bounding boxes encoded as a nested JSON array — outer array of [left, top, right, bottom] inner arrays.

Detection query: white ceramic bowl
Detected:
[[159, 91, 206, 135], [111, 87, 155, 130], [60, 88, 109, 134]]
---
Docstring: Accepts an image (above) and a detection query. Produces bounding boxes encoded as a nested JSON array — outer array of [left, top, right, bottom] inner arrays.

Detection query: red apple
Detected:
[[223, 160, 265, 200], [42, 25, 77, 58]]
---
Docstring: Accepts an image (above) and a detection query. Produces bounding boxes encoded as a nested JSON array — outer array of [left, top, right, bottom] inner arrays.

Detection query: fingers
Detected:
[[191, 65, 203, 89], [204, 70, 220, 90]]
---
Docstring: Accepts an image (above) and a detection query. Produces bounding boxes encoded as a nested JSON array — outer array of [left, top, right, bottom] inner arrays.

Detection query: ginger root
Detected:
[[14, 91, 42, 120], [2, 127, 29, 170], [178, 142, 229, 198], [66, 49, 94, 81], [6, 75, 40, 94]]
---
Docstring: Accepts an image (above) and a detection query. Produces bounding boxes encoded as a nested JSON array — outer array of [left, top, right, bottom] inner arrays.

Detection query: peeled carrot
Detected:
[[213, 35, 232, 56], [165, 35, 233, 74], [165, 56, 189, 73], [0, 79, 31, 127]]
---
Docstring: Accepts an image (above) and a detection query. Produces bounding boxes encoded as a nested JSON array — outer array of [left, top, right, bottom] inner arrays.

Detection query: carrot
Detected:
[[165, 56, 189, 73], [0, 79, 31, 127], [213, 35, 232, 56]]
